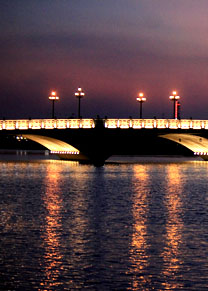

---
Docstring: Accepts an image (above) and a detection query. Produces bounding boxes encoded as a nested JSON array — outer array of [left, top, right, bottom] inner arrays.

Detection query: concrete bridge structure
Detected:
[[1, 118, 208, 166]]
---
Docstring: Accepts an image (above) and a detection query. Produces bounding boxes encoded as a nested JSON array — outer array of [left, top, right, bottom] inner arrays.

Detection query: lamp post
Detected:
[[136, 92, 146, 118], [48, 91, 59, 119], [169, 91, 180, 119], [75, 87, 85, 118]]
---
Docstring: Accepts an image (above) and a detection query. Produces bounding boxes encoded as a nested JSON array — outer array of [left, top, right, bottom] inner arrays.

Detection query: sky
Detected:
[[1, 0, 208, 119]]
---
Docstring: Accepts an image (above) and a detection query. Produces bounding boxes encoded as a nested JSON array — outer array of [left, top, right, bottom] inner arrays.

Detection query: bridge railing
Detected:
[[1, 118, 208, 130], [0, 119, 95, 130], [104, 119, 208, 129]]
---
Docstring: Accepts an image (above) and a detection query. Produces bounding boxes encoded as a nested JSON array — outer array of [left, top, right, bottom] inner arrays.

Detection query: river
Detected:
[[0, 156, 208, 290]]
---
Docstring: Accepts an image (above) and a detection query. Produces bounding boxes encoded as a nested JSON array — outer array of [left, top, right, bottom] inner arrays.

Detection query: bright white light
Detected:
[[137, 97, 146, 102], [49, 91, 59, 100], [75, 87, 85, 97], [169, 95, 180, 100]]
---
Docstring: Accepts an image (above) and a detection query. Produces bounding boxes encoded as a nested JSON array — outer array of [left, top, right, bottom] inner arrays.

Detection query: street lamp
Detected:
[[48, 91, 59, 119], [136, 92, 146, 118], [169, 90, 180, 119], [75, 87, 85, 118]]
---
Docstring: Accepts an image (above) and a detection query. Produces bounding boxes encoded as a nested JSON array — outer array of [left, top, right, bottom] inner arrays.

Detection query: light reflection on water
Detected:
[[40, 164, 63, 290], [129, 165, 149, 290], [0, 159, 208, 290], [162, 165, 184, 290]]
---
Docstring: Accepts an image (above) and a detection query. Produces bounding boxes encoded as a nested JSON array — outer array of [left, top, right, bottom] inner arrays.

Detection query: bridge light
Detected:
[[169, 90, 180, 119], [49, 91, 59, 100], [75, 87, 85, 119], [136, 92, 146, 119], [49, 91, 59, 119]]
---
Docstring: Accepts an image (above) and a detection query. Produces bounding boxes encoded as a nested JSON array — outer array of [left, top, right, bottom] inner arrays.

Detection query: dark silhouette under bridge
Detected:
[[1, 118, 208, 166]]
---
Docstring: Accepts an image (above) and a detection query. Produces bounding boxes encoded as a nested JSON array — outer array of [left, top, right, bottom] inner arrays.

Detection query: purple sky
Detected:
[[1, 0, 208, 119]]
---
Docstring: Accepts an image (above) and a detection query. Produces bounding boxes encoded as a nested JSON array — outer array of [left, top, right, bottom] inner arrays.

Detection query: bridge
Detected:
[[1, 118, 208, 166]]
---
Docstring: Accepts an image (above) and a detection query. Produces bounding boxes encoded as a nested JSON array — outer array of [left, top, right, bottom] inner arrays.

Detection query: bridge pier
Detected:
[[80, 150, 111, 167], [90, 158, 106, 167], [89, 154, 111, 167], [57, 152, 107, 166]]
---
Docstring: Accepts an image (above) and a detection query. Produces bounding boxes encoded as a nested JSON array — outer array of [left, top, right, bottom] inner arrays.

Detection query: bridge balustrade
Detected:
[[80, 119, 95, 128], [105, 119, 119, 128], [144, 119, 155, 128], [69, 119, 81, 128], [17, 120, 30, 129], [180, 120, 191, 129], [118, 119, 131, 128], [30, 120, 42, 129], [43, 119, 56, 129], [1, 118, 208, 130], [56, 119, 68, 129], [4, 120, 16, 130], [156, 119, 168, 128], [191, 120, 203, 129], [168, 119, 180, 129], [204, 121, 208, 129], [132, 119, 143, 128]]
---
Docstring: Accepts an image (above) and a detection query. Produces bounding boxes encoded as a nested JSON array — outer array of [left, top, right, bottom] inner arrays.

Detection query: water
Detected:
[[0, 157, 208, 290]]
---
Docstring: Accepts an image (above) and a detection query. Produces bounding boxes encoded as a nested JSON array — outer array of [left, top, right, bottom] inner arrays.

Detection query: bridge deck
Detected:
[[1, 118, 208, 130]]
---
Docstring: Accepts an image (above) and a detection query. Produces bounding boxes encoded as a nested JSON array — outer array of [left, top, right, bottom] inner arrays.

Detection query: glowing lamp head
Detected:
[[136, 92, 146, 102], [75, 87, 85, 98], [49, 91, 59, 100], [169, 90, 180, 100]]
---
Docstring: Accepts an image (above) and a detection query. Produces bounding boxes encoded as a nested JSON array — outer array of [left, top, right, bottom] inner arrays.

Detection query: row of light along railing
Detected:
[[194, 152, 208, 156], [50, 151, 79, 155], [1, 119, 208, 130]]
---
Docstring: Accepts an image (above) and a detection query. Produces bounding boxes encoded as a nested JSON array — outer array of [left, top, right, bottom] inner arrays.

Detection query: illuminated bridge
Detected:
[[1, 118, 208, 166]]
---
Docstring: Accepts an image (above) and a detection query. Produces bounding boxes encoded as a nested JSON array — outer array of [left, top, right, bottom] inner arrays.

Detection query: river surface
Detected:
[[0, 156, 208, 290]]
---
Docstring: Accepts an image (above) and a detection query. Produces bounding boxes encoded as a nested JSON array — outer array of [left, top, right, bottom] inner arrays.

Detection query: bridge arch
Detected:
[[21, 134, 89, 161], [160, 133, 208, 159], [21, 134, 79, 153]]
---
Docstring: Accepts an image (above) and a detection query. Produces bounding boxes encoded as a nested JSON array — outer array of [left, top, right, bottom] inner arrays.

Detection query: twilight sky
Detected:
[[1, 0, 208, 119]]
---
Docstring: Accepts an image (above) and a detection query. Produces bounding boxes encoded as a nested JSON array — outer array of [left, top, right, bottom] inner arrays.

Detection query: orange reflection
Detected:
[[129, 165, 150, 290], [40, 163, 63, 290], [162, 164, 184, 290], [39, 162, 90, 290]]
